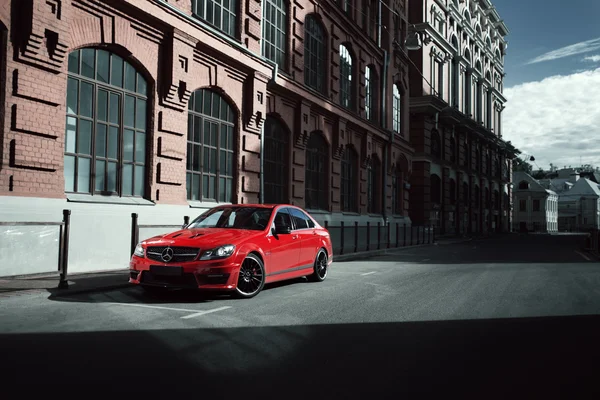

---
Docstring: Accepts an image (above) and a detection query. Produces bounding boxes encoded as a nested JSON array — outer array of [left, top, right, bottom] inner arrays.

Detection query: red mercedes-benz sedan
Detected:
[[129, 204, 333, 298]]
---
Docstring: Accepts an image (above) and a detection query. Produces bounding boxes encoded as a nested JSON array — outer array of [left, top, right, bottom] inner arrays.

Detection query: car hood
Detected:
[[142, 228, 264, 248]]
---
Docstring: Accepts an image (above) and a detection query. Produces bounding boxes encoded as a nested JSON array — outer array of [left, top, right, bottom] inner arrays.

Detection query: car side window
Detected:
[[273, 209, 293, 230], [289, 208, 312, 230]]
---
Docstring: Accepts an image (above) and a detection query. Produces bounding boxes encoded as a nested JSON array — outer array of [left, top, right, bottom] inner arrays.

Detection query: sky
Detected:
[[492, 0, 600, 171]]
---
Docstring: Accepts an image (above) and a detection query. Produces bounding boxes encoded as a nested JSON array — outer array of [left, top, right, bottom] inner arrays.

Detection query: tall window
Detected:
[[464, 50, 472, 115], [305, 132, 328, 210], [367, 155, 381, 214], [393, 84, 402, 134], [365, 65, 378, 121], [339, 44, 353, 109], [262, 0, 287, 69], [192, 0, 237, 37], [341, 146, 358, 212], [263, 116, 289, 204], [486, 72, 493, 129], [187, 89, 235, 203], [451, 36, 459, 107], [65, 48, 148, 197], [304, 15, 326, 94]]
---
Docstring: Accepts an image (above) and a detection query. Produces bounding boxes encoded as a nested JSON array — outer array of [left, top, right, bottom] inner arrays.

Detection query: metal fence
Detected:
[[323, 221, 434, 255]]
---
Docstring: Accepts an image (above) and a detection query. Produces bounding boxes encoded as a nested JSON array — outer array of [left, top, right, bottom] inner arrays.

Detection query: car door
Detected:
[[288, 208, 320, 268], [267, 208, 301, 275]]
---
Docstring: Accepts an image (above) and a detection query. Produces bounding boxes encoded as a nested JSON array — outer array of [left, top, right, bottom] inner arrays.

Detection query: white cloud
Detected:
[[583, 55, 600, 62], [503, 67, 600, 170], [526, 37, 600, 64]]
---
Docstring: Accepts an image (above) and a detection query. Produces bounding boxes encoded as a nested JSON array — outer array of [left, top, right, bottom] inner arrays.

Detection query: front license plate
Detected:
[[150, 265, 183, 276]]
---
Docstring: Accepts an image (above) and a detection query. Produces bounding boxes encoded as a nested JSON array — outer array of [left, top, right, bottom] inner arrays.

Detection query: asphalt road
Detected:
[[1, 233, 600, 398]]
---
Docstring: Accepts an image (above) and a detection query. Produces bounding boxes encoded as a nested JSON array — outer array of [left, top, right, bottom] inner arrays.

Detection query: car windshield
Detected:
[[187, 207, 274, 231]]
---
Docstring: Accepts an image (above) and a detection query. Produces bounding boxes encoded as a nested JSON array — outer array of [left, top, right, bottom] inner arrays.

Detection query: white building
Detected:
[[557, 177, 600, 231], [513, 172, 558, 233]]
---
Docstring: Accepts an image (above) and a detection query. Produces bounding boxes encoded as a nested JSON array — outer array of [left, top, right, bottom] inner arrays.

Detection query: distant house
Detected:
[[513, 172, 558, 233], [557, 177, 600, 231]]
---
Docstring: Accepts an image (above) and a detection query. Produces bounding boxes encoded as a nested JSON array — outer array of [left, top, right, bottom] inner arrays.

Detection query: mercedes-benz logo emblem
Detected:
[[161, 247, 174, 262]]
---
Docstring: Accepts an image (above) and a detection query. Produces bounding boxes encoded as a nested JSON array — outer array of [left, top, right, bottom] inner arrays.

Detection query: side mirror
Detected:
[[275, 225, 292, 235]]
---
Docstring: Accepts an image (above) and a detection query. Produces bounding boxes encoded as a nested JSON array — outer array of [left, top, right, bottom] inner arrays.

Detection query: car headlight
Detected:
[[133, 243, 145, 258], [199, 244, 236, 260]]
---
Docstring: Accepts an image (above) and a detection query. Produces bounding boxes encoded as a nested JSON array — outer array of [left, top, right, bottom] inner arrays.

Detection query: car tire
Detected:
[[234, 253, 266, 299], [308, 248, 328, 282]]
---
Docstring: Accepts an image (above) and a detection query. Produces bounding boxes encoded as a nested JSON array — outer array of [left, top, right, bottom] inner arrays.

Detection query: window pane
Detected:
[[193, 174, 201, 201], [211, 123, 217, 146], [80, 81, 93, 118], [226, 152, 232, 175], [95, 160, 106, 192], [110, 54, 124, 88], [220, 150, 226, 174], [194, 144, 201, 172], [135, 132, 146, 164], [77, 119, 92, 155], [134, 165, 144, 197], [137, 73, 147, 96], [67, 78, 78, 115], [124, 62, 136, 92], [226, 179, 232, 202], [187, 114, 194, 141], [194, 116, 202, 143], [96, 50, 109, 83], [68, 50, 79, 74], [186, 142, 193, 170], [136, 98, 146, 130], [186, 173, 192, 200], [194, 90, 204, 113], [212, 94, 220, 119], [95, 123, 107, 157], [65, 117, 77, 153], [203, 175, 209, 199], [210, 148, 217, 173], [203, 91, 211, 114], [109, 93, 120, 124], [122, 164, 133, 196], [220, 98, 228, 121], [204, 120, 211, 144], [97, 89, 108, 122], [107, 161, 117, 192], [77, 157, 91, 193], [108, 126, 118, 159], [64, 155, 75, 192], [81, 48, 95, 79], [124, 95, 135, 127], [227, 126, 233, 148], [219, 177, 225, 202], [124, 129, 134, 161], [209, 176, 215, 198]]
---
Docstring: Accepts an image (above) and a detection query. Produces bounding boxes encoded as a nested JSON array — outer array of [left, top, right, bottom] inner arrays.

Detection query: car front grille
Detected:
[[146, 246, 200, 263], [140, 271, 199, 288]]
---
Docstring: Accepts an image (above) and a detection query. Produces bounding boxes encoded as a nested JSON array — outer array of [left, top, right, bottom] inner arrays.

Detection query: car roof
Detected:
[[216, 204, 299, 209]]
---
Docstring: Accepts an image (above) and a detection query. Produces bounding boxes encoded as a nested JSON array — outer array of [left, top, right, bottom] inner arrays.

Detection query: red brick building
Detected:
[[0, 0, 414, 276]]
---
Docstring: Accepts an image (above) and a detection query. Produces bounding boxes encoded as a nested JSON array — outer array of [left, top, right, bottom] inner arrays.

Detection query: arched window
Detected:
[[486, 37, 492, 49], [486, 71, 493, 129], [431, 130, 441, 159], [65, 48, 148, 197], [192, 0, 237, 37], [339, 44, 353, 109], [304, 15, 326, 94], [365, 65, 377, 121], [367, 154, 381, 214], [187, 89, 235, 202], [475, 61, 483, 122], [431, 174, 441, 204], [393, 84, 402, 134], [263, 116, 289, 204], [305, 132, 328, 210], [451, 36, 459, 107], [463, 50, 472, 114], [341, 146, 358, 212], [262, 0, 288, 69]]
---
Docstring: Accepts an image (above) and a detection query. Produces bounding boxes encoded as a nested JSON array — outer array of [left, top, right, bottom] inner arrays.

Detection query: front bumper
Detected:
[[129, 255, 241, 291]]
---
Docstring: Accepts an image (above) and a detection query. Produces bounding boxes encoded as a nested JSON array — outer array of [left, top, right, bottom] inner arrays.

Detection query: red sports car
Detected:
[[129, 204, 333, 298]]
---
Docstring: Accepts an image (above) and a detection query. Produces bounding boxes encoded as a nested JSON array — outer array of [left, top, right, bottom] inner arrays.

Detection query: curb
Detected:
[[48, 282, 132, 297]]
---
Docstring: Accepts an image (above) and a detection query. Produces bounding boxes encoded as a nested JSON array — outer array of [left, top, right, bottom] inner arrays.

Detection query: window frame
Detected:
[[64, 47, 149, 198], [263, 116, 290, 204], [304, 132, 329, 211], [192, 0, 238, 38], [339, 44, 354, 110], [340, 146, 358, 213], [262, 0, 288, 70], [304, 15, 326, 94]]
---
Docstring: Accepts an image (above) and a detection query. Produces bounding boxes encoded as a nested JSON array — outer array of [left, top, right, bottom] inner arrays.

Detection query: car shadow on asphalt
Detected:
[[46, 276, 309, 305], [1, 313, 600, 398]]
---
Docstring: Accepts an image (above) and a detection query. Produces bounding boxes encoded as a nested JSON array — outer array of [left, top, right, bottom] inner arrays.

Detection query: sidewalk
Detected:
[[0, 269, 130, 298]]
